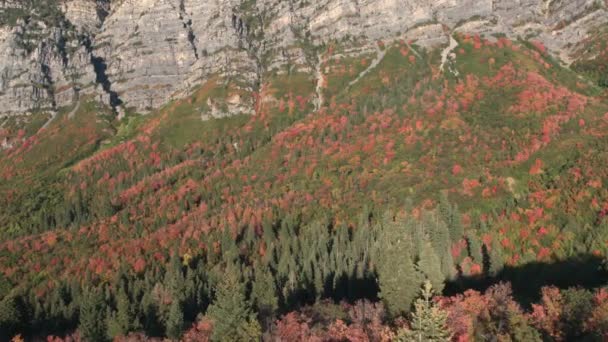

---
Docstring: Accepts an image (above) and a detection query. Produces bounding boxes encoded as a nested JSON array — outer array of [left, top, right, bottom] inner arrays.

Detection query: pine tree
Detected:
[[165, 251, 185, 300], [107, 286, 137, 338], [250, 263, 278, 327], [438, 192, 452, 226], [0, 296, 23, 340], [182, 264, 208, 319], [375, 212, 422, 317], [449, 207, 464, 243], [79, 288, 106, 342], [426, 212, 456, 281], [140, 291, 163, 336], [207, 271, 261, 342], [165, 299, 184, 340], [488, 236, 505, 277], [467, 231, 483, 265], [261, 219, 276, 266], [438, 192, 463, 243], [411, 219, 425, 258], [396, 281, 452, 342], [417, 241, 445, 293], [313, 265, 325, 300]]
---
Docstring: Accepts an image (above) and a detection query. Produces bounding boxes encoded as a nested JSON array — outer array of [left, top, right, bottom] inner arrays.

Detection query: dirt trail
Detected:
[[68, 98, 81, 119], [347, 44, 387, 89], [440, 34, 459, 72], [40, 96, 80, 130], [314, 57, 325, 111], [40, 111, 58, 130]]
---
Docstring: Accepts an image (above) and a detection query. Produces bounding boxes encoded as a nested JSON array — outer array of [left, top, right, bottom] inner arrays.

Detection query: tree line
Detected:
[[0, 195, 484, 341]]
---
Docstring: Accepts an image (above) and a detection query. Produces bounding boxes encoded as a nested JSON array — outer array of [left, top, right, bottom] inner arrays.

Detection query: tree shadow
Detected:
[[444, 254, 608, 307], [330, 272, 380, 303]]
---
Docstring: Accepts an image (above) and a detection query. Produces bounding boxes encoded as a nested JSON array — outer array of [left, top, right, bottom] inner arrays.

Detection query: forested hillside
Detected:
[[1, 32, 608, 341]]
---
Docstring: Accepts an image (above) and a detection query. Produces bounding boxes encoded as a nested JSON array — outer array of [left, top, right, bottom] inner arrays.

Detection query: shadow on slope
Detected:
[[445, 254, 608, 306]]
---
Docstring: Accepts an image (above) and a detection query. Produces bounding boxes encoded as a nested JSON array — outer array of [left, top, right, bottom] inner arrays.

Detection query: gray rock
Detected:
[[0, 0, 605, 116]]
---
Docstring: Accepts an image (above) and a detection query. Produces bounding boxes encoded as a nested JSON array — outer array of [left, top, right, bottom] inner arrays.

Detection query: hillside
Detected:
[[1, 1, 608, 341], [1, 0, 607, 115]]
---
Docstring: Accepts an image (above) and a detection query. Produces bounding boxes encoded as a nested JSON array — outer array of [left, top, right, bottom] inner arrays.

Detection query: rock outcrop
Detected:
[[0, 0, 606, 116]]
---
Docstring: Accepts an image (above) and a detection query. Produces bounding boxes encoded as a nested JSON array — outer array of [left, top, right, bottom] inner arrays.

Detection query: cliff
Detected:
[[0, 0, 606, 116]]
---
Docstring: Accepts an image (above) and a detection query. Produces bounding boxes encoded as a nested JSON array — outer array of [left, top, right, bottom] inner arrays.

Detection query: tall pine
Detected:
[[375, 212, 422, 317], [79, 288, 106, 342], [488, 236, 505, 276], [0, 295, 23, 340], [438, 192, 463, 243], [396, 280, 452, 342], [166, 299, 184, 340], [207, 270, 261, 341], [425, 211, 456, 281], [250, 263, 278, 329], [106, 286, 136, 338], [417, 241, 445, 293]]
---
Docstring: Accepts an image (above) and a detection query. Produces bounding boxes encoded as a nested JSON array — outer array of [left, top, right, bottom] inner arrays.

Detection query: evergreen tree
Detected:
[[396, 280, 452, 342], [411, 219, 425, 258], [182, 264, 208, 320], [438, 192, 463, 243], [313, 263, 325, 300], [165, 299, 184, 340], [107, 286, 138, 338], [165, 251, 185, 301], [466, 231, 483, 265], [140, 291, 163, 336], [425, 211, 456, 281], [488, 237, 505, 277], [79, 288, 107, 342], [261, 219, 276, 266], [417, 241, 445, 293], [450, 208, 464, 243], [375, 212, 422, 317], [438, 192, 452, 226], [0, 296, 23, 340], [250, 263, 278, 327], [207, 271, 261, 342]]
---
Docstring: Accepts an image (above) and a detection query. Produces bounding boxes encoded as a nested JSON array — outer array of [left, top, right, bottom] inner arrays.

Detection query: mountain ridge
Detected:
[[0, 0, 606, 116]]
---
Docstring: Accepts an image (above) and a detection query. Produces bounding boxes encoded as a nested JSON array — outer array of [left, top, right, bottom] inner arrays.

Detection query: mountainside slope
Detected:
[[1, 21, 608, 338]]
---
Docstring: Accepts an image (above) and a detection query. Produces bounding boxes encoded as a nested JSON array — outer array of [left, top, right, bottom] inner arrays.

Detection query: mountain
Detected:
[[1, 0, 608, 341], [0, 0, 607, 115]]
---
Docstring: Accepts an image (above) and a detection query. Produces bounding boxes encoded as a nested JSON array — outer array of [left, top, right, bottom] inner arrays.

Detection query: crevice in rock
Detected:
[[232, 8, 265, 93], [232, 14, 248, 39], [187, 24, 198, 60], [95, 0, 111, 24], [83, 37, 122, 110], [40, 63, 57, 109], [39, 42, 57, 110], [56, 30, 69, 67], [91, 55, 121, 108], [178, 0, 199, 60]]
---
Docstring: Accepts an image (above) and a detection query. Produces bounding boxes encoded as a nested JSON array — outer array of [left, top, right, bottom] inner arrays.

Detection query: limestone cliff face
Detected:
[[0, 0, 606, 116]]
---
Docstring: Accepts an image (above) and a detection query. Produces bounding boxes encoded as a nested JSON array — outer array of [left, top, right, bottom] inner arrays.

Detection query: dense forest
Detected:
[[2, 29, 608, 341]]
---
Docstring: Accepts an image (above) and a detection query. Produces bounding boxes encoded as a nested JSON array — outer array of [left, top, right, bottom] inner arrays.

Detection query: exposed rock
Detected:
[[0, 0, 606, 116], [202, 93, 254, 121], [60, 0, 106, 33]]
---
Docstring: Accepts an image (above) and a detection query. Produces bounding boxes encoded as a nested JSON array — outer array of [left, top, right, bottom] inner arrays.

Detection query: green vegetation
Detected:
[[395, 281, 451, 342], [1, 35, 608, 340], [572, 25, 608, 89], [0, 0, 65, 28]]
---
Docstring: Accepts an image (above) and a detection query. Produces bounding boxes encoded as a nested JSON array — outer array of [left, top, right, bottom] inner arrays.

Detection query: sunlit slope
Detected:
[[0, 35, 607, 295]]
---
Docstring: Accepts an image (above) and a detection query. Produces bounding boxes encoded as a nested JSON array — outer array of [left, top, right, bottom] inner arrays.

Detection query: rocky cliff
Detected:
[[0, 0, 606, 116]]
